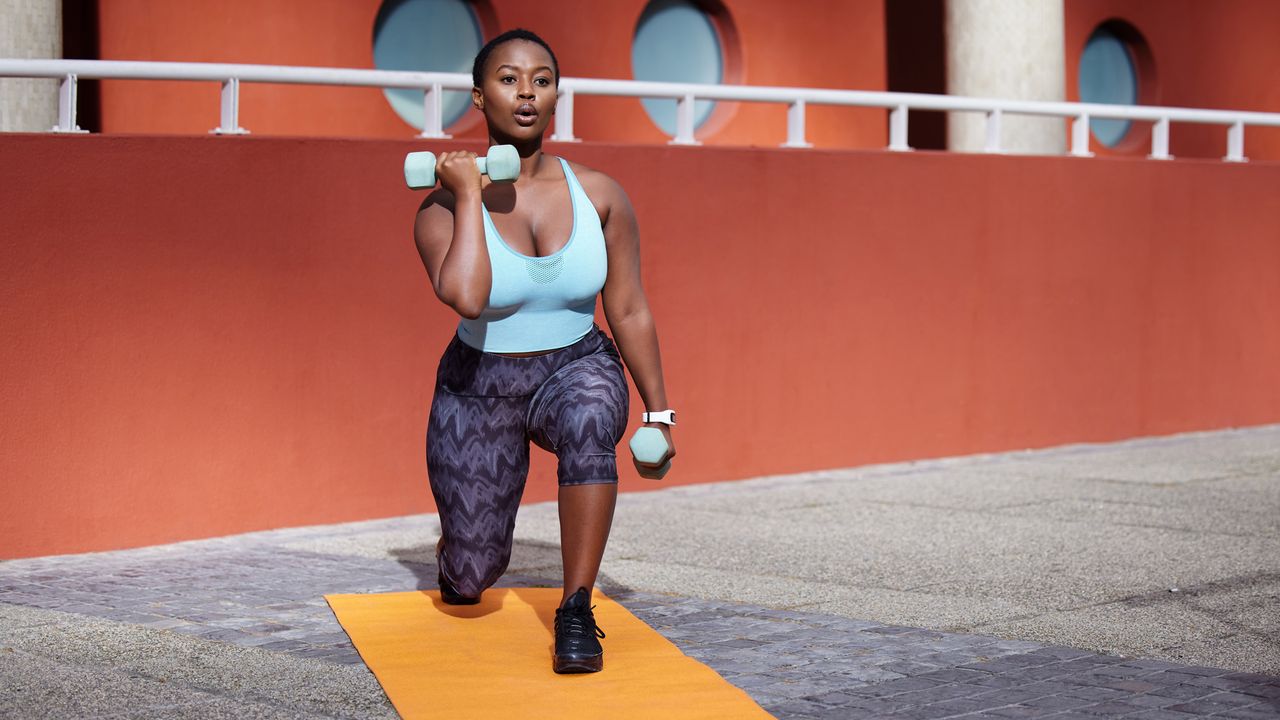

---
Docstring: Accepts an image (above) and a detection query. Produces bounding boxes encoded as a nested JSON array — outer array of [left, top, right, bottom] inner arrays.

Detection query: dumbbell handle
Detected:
[[404, 145, 520, 189]]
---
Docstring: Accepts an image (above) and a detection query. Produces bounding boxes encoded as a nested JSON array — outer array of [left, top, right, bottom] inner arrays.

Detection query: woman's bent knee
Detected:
[[439, 543, 510, 598]]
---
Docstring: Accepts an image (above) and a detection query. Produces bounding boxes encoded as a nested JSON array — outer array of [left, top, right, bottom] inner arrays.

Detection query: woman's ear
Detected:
[[472, 86, 483, 111]]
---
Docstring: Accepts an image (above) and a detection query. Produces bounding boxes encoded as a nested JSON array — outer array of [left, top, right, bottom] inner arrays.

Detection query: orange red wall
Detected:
[[93, 0, 886, 148], [3, 134, 1279, 559]]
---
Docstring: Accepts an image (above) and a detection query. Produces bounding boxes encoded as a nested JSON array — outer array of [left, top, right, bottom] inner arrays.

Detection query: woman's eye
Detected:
[[535, 78, 550, 86], [501, 76, 515, 83]]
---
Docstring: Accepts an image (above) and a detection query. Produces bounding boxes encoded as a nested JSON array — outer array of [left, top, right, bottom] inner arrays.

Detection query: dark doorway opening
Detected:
[[62, 0, 101, 132], [884, 0, 947, 150]]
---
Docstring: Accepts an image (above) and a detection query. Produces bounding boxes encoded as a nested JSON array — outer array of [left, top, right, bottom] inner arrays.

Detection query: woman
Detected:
[[413, 28, 676, 674]]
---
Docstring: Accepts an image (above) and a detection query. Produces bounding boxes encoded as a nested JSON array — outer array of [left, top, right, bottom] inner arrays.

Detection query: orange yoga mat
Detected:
[[325, 587, 775, 719]]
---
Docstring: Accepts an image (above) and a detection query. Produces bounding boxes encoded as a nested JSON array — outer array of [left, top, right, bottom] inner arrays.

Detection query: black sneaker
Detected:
[[553, 587, 606, 673], [436, 538, 479, 606]]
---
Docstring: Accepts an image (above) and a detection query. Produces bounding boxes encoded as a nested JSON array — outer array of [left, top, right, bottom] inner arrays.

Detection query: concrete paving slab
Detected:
[[1, 650, 305, 720], [970, 598, 1247, 659], [985, 494, 1278, 538], [999, 427, 1280, 485], [0, 603, 394, 720]]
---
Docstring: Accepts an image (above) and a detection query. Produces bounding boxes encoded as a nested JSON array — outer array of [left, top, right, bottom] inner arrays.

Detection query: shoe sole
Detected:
[[553, 653, 603, 674]]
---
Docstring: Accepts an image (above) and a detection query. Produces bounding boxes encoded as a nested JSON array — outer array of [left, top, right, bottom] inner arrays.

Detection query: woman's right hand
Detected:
[[435, 151, 483, 197]]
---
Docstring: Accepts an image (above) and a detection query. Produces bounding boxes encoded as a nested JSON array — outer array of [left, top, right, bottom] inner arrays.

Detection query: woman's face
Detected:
[[473, 40, 557, 142]]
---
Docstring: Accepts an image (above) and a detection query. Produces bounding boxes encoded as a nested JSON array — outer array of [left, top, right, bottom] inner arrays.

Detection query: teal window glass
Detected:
[[631, 0, 723, 135], [373, 0, 481, 130], [1078, 27, 1138, 147]]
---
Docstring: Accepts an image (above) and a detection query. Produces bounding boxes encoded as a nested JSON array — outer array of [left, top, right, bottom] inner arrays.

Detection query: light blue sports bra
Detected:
[[456, 157, 608, 353]]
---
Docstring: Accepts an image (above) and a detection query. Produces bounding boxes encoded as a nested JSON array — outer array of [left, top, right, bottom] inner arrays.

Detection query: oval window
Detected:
[[632, 0, 724, 136], [373, 0, 482, 131], [1078, 25, 1139, 147]]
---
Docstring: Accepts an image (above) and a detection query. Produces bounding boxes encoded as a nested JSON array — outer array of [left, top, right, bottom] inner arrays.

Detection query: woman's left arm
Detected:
[[597, 176, 676, 460]]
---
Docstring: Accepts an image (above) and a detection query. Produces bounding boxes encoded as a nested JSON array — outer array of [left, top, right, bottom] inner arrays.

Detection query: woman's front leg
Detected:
[[558, 481, 617, 605]]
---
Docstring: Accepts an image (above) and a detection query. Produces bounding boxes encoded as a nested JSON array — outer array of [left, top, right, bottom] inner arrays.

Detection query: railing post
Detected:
[[417, 82, 450, 139], [984, 109, 1002, 153], [1224, 121, 1247, 162], [888, 104, 911, 152], [550, 88, 579, 142], [782, 99, 811, 148], [670, 93, 699, 145], [212, 78, 248, 135], [53, 73, 87, 133], [1149, 117, 1171, 160], [1070, 114, 1092, 157]]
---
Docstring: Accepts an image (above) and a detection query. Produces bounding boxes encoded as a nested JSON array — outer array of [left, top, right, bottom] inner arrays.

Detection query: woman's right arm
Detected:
[[413, 151, 492, 319]]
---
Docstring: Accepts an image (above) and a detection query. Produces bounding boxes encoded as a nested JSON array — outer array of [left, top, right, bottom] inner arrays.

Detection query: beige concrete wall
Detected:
[[946, 0, 1065, 154], [1, 0, 61, 132]]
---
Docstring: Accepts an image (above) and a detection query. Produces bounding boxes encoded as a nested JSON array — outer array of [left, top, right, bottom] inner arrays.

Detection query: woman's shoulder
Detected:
[[559, 157, 637, 231], [561, 158, 629, 207]]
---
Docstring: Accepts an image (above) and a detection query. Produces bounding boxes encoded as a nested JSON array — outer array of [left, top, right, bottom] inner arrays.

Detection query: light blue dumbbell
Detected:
[[629, 427, 672, 480], [404, 144, 520, 189]]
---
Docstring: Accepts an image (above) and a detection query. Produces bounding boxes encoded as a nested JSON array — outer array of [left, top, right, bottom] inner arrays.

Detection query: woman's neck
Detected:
[[493, 138, 547, 181]]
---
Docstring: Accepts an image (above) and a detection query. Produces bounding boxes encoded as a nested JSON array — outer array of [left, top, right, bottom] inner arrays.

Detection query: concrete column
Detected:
[[1, 0, 62, 132], [946, 0, 1065, 154]]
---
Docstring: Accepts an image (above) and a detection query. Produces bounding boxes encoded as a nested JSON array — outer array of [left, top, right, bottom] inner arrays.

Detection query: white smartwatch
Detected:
[[642, 410, 677, 426]]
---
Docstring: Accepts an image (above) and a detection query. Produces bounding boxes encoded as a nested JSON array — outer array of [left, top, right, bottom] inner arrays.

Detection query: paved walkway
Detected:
[[2, 425, 1278, 719]]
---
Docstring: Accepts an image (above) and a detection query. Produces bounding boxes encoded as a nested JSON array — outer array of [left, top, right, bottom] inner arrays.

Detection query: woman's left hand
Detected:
[[644, 423, 676, 465]]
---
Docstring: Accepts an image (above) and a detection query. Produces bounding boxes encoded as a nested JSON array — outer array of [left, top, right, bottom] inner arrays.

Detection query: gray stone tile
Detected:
[[1059, 685, 1133, 702], [966, 687, 1053, 706], [1145, 682, 1222, 701], [1165, 698, 1261, 715], [1020, 694, 1095, 711], [803, 690, 866, 707], [1121, 710, 1198, 720], [1217, 707, 1280, 720], [910, 697, 997, 716], [963, 674, 1027, 689], [1073, 700, 1152, 716], [985, 706, 1051, 718], [1196, 691, 1262, 707], [1120, 693, 1182, 709]]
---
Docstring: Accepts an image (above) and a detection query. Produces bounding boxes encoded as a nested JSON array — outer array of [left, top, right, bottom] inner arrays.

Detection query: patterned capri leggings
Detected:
[[426, 324, 629, 598]]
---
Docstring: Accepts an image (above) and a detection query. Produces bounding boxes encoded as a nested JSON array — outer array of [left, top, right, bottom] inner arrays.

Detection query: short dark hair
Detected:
[[471, 28, 560, 88]]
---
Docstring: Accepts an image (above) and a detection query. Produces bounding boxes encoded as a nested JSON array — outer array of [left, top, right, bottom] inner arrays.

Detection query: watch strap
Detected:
[[642, 410, 677, 426]]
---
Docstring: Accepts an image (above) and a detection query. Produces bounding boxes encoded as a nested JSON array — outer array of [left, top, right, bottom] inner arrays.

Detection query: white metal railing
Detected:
[[4, 58, 1280, 162]]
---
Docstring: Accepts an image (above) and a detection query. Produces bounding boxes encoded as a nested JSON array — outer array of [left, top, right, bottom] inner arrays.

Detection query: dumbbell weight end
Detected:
[[404, 151, 437, 190], [629, 427, 672, 480]]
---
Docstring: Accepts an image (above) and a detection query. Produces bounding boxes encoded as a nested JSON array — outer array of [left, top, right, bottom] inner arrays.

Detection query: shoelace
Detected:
[[555, 605, 606, 639]]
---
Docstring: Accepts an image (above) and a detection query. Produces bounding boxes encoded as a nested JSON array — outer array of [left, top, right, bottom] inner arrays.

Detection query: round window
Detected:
[[373, 0, 482, 131], [1078, 25, 1139, 147], [631, 0, 724, 136]]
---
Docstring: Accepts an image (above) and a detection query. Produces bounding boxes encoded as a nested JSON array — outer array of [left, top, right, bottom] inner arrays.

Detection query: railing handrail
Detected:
[[0, 58, 467, 89], [3, 58, 1276, 161]]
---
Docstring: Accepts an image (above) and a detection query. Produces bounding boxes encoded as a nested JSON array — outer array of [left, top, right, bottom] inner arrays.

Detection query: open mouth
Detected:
[[514, 103, 538, 126]]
